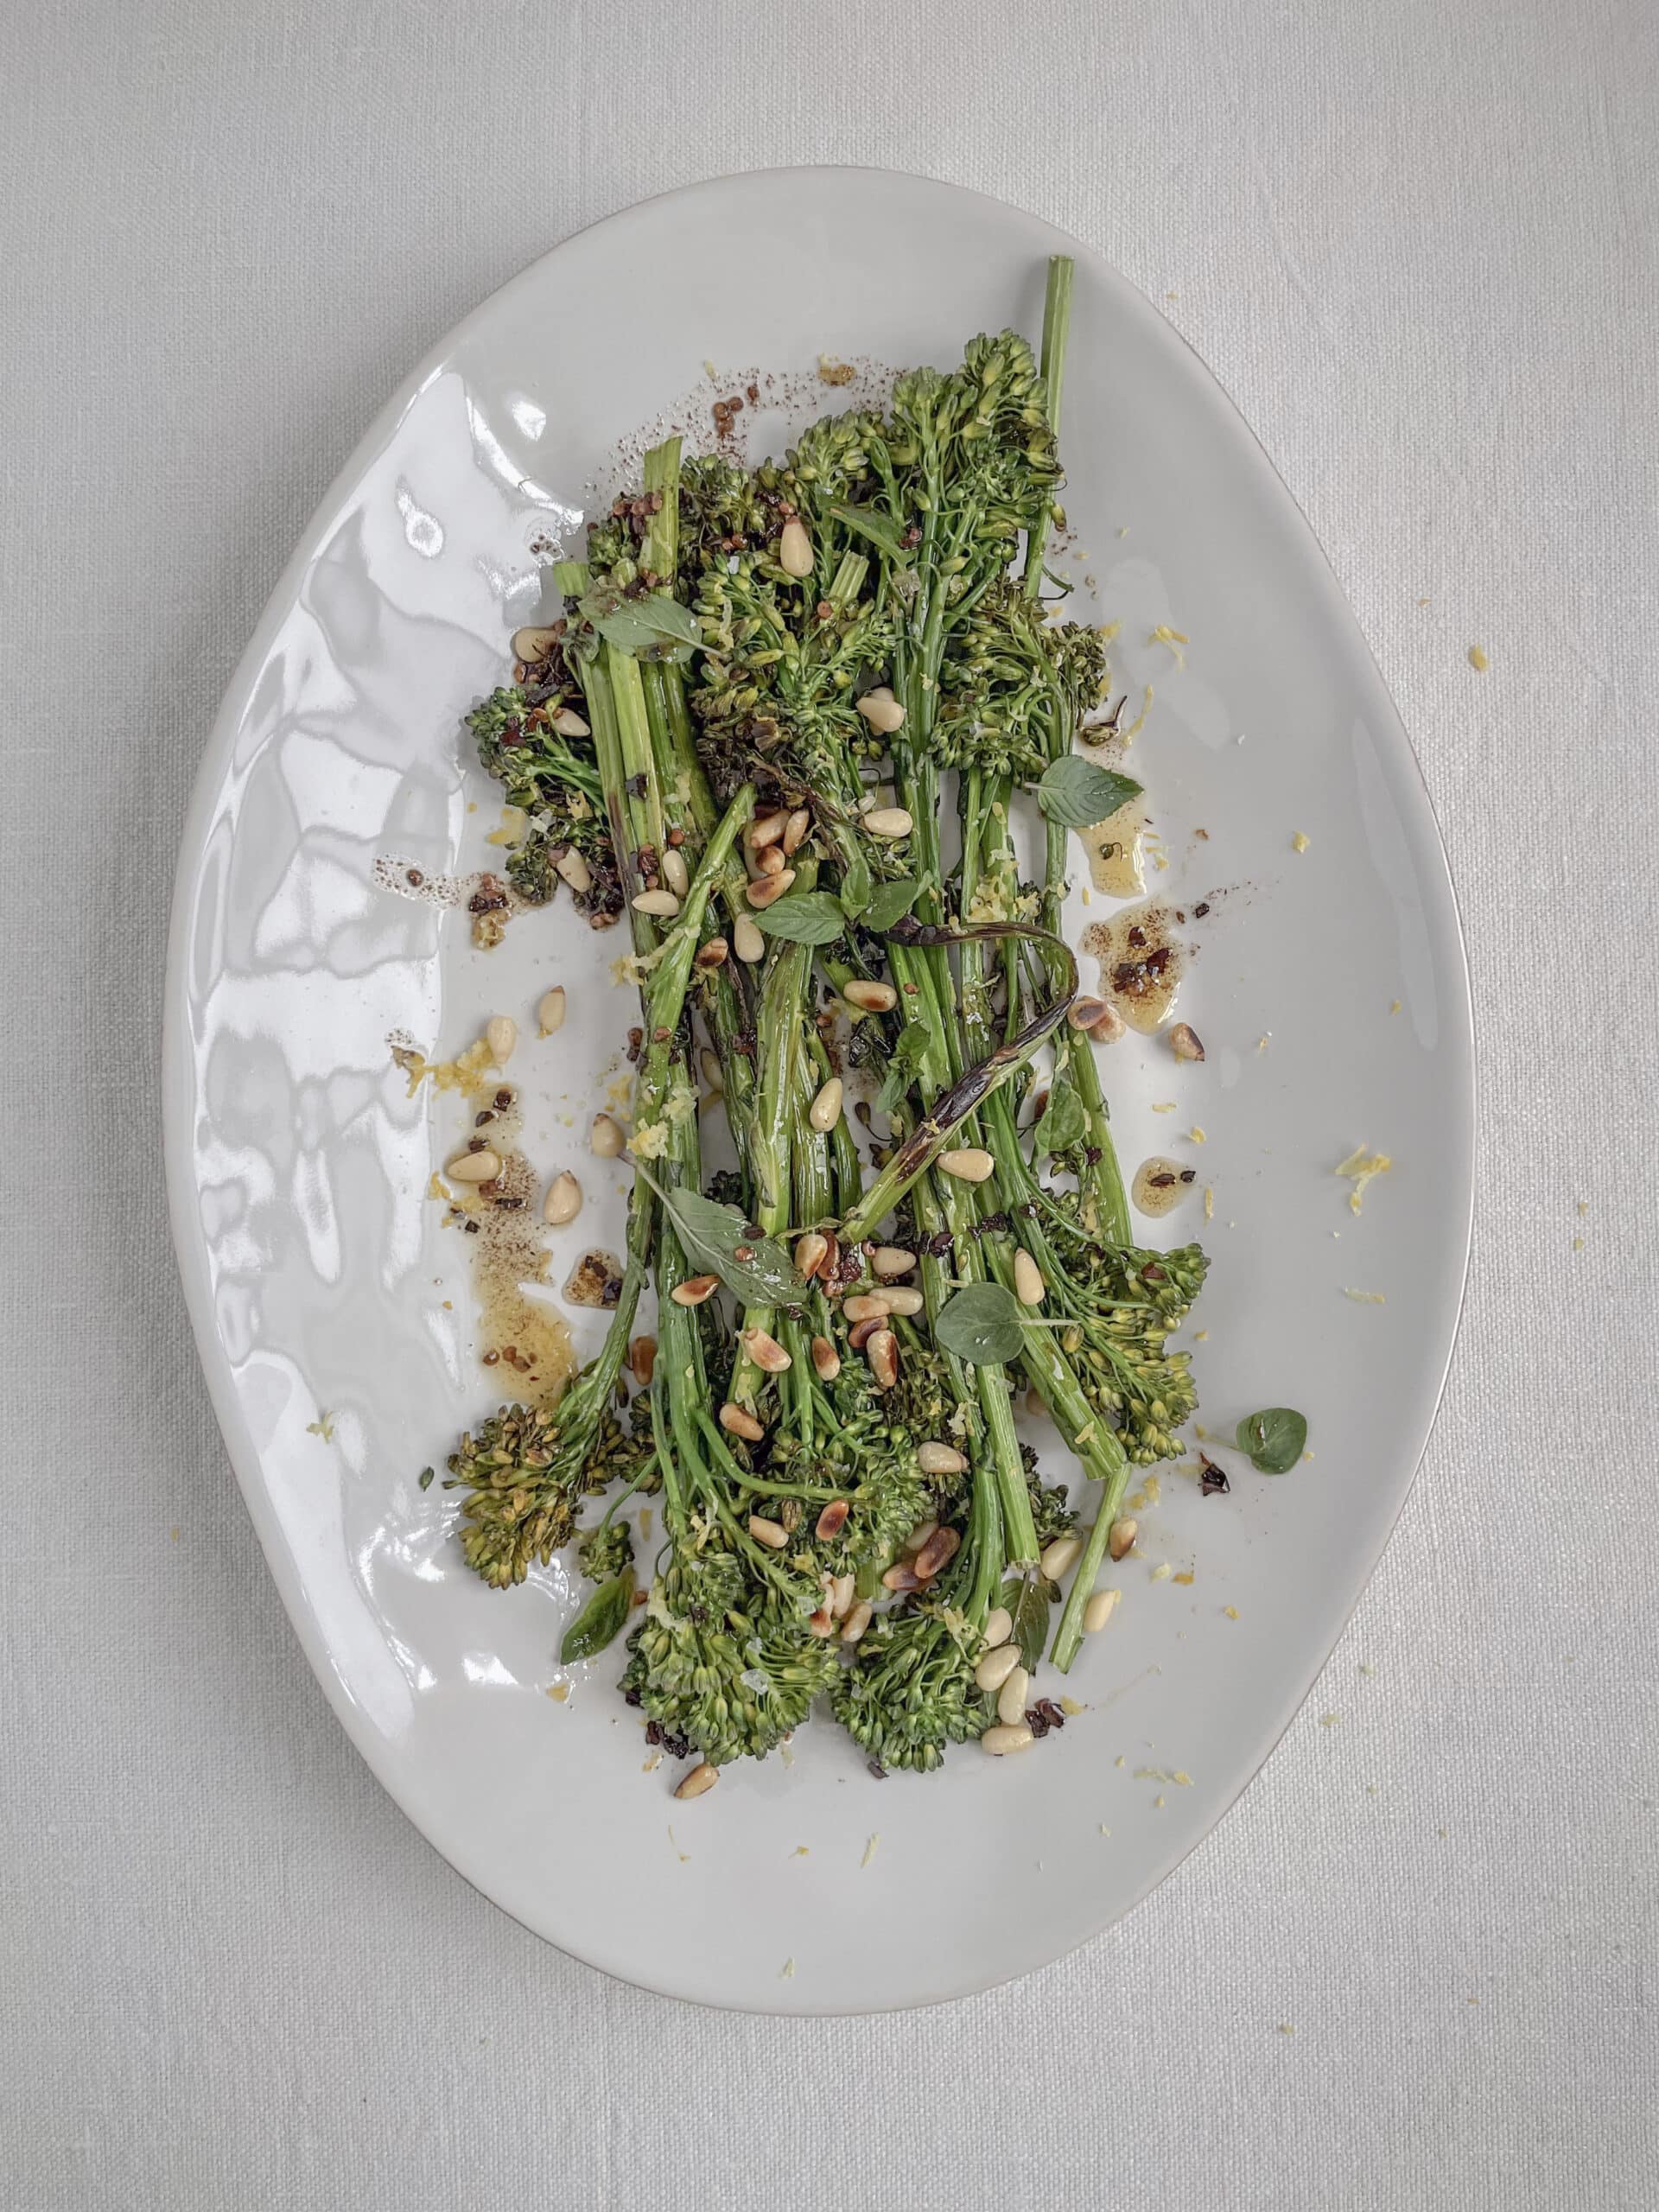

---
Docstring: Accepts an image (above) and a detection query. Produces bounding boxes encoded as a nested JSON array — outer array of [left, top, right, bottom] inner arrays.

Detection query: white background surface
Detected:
[[3, 2, 1654, 2205]]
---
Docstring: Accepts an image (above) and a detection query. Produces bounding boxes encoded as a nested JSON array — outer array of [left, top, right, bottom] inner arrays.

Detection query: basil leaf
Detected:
[[1008, 1574, 1058, 1672], [828, 501, 915, 563], [559, 1567, 635, 1663], [1235, 1407, 1308, 1473], [935, 1282, 1026, 1364], [752, 891, 847, 946], [874, 1022, 930, 1117], [859, 877, 921, 933], [1036, 755, 1143, 830], [1032, 1069, 1087, 1158], [579, 585, 702, 660], [658, 1185, 808, 1306]]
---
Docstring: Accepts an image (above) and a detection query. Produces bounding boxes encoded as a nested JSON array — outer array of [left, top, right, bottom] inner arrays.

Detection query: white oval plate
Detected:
[[165, 168, 1472, 2012]]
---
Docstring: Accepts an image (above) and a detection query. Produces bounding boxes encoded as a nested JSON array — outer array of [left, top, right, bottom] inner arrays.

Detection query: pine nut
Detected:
[[996, 1664, 1031, 1726], [661, 845, 690, 898], [746, 868, 797, 908], [779, 518, 814, 577], [446, 1148, 501, 1184], [1014, 1249, 1045, 1306], [632, 887, 682, 918], [1090, 1004, 1127, 1043], [809, 1077, 843, 1132], [511, 625, 560, 664], [1067, 995, 1111, 1031], [842, 1599, 874, 1643], [551, 707, 590, 738], [981, 1723, 1033, 1756], [747, 810, 789, 849], [543, 1170, 582, 1224], [829, 1572, 855, 1617], [843, 979, 897, 1013], [695, 936, 728, 969], [848, 1316, 882, 1351], [741, 1327, 791, 1374], [938, 1147, 995, 1182], [1084, 1587, 1122, 1633], [982, 1605, 1014, 1650], [720, 1402, 766, 1441], [880, 1286, 924, 1317], [795, 1230, 830, 1280], [537, 986, 567, 1035], [862, 807, 913, 840], [1108, 1516, 1138, 1561], [912, 1524, 960, 1580], [590, 1113, 624, 1157], [806, 1607, 836, 1637], [855, 685, 906, 734], [871, 1246, 916, 1278], [903, 1519, 938, 1555], [554, 846, 593, 894], [843, 1293, 894, 1325], [1168, 1022, 1205, 1062], [975, 1643, 1021, 1693], [748, 1515, 788, 1548], [674, 1761, 718, 1798], [671, 1274, 719, 1306], [782, 807, 810, 855], [1040, 1534, 1082, 1580], [629, 1334, 657, 1385], [810, 1336, 840, 1382], [485, 1014, 517, 1064], [815, 1499, 849, 1540], [882, 1561, 921, 1592], [758, 846, 787, 877], [918, 1442, 967, 1477]]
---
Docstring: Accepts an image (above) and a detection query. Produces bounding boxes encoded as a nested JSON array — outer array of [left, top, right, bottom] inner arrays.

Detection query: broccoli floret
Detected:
[[830, 1611, 991, 1772]]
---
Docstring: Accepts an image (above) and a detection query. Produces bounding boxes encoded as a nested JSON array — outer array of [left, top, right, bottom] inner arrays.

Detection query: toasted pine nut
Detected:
[[671, 1274, 720, 1306], [590, 1113, 624, 1157], [848, 1316, 882, 1351], [746, 868, 797, 908], [446, 1148, 501, 1184], [918, 1442, 967, 1477], [551, 707, 590, 738], [809, 1077, 843, 1132], [1168, 1022, 1205, 1062], [795, 1230, 830, 1280], [485, 1014, 517, 1064], [720, 1402, 766, 1441], [882, 1561, 921, 1592], [733, 916, 766, 963], [537, 986, 567, 1035], [996, 1664, 1031, 1726], [632, 887, 682, 918], [748, 1514, 788, 1548], [975, 1643, 1021, 1692], [741, 1327, 791, 1374], [855, 685, 906, 734], [880, 1286, 924, 1317], [629, 1335, 657, 1385], [1084, 1586, 1122, 1634], [810, 1336, 840, 1382], [842, 979, 897, 1013], [938, 1147, 995, 1182], [1108, 1516, 1138, 1561], [758, 845, 787, 877], [981, 1723, 1034, 1755], [661, 846, 690, 898], [912, 1524, 960, 1580], [779, 518, 814, 577], [843, 1293, 893, 1325], [511, 625, 560, 664], [543, 1170, 582, 1224], [554, 846, 593, 894], [842, 1599, 874, 1643], [871, 1246, 916, 1278], [862, 806, 913, 839], [695, 936, 728, 969], [1014, 1249, 1046, 1306], [747, 810, 789, 849], [782, 807, 810, 855], [1040, 1534, 1082, 1580], [806, 1607, 836, 1637], [674, 1761, 718, 1799], [1066, 995, 1111, 1031], [982, 1605, 1014, 1650], [815, 1499, 849, 1541], [829, 1572, 855, 1617], [1090, 1004, 1127, 1043], [903, 1519, 938, 1555]]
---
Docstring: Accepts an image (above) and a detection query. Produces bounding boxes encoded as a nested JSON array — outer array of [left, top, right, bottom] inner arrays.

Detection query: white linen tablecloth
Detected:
[[3, 2, 1654, 2204]]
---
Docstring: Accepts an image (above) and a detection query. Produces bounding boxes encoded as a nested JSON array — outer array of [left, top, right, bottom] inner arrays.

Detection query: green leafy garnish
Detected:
[[1036, 755, 1142, 829], [874, 1023, 930, 1117], [559, 1567, 636, 1662], [750, 890, 847, 945], [1235, 1408, 1308, 1472], [579, 584, 702, 660], [858, 877, 922, 933], [653, 1183, 808, 1306], [1031, 1066, 1086, 1157], [935, 1282, 1027, 1364], [1008, 1574, 1058, 1671], [828, 502, 917, 563]]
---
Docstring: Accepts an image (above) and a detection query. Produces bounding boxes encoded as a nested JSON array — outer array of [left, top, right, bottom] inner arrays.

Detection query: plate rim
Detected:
[[163, 164, 1475, 2012]]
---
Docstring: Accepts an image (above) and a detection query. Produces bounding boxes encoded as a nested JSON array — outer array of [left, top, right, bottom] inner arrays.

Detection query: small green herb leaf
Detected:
[[579, 585, 702, 661], [1235, 1407, 1308, 1473], [874, 1023, 930, 1117], [1036, 755, 1143, 830], [828, 502, 915, 563], [1032, 1068, 1087, 1157], [935, 1282, 1026, 1364], [751, 891, 847, 946], [858, 877, 921, 933], [656, 1184, 808, 1306], [559, 1567, 635, 1663], [417, 1466, 435, 1491], [1008, 1573, 1058, 1672]]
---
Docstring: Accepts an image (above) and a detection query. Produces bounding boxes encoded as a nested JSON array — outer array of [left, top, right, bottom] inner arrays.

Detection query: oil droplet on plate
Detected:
[[1081, 900, 1185, 1032], [1132, 1156, 1197, 1217], [1084, 798, 1146, 897]]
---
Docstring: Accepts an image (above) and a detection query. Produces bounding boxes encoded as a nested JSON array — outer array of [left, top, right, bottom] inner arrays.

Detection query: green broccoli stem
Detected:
[[1048, 1427, 1134, 1672], [1023, 254, 1072, 598]]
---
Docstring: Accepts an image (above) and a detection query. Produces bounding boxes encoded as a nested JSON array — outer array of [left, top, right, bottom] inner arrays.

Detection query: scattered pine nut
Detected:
[[782, 807, 810, 855], [537, 986, 567, 1035], [632, 887, 682, 918], [815, 1499, 849, 1541], [828, 1572, 855, 1617], [795, 1230, 830, 1280], [810, 1335, 841, 1381], [1168, 1022, 1205, 1062], [982, 1605, 1014, 1649], [976, 1643, 1021, 1692], [747, 810, 789, 849], [486, 1014, 518, 1064], [695, 936, 729, 969], [863, 806, 913, 839], [551, 708, 590, 738], [855, 685, 906, 734], [1014, 1249, 1045, 1306], [938, 1147, 995, 1182], [806, 1608, 836, 1637], [757, 846, 788, 878], [590, 1113, 625, 1157], [674, 1762, 718, 1799], [661, 846, 690, 898], [912, 1524, 961, 1580], [746, 868, 797, 908], [511, 625, 560, 664], [880, 1286, 924, 1317], [903, 1519, 938, 1555], [881, 1561, 922, 1592], [809, 1077, 844, 1132], [720, 1402, 765, 1440], [843, 1293, 894, 1323], [871, 1246, 917, 1278], [748, 1515, 789, 1548], [1084, 1587, 1122, 1634], [981, 1723, 1034, 1756], [866, 1327, 899, 1389], [671, 1274, 720, 1306], [1066, 995, 1110, 1031], [1108, 1516, 1138, 1561], [842, 1599, 874, 1643], [543, 1170, 582, 1224], [555, 847, 593, 894], [446, 1148, 501, 1184], [996, 1665, 1032, 1726], [779, 518, 814, 577], [733, 916, 766, 963], [918, 1441, 967, 1477], [1090, 1004, 1127, 1043], [1040, 1533, 1083, 1579], [629, 1335, 657, 1385], [741, 1327, 791, 1374], [843, 979, 897, 1013]]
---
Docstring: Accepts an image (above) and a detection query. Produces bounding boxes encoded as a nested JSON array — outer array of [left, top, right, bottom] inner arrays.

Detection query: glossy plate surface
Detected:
[[164, 168, 1472, 2012]]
